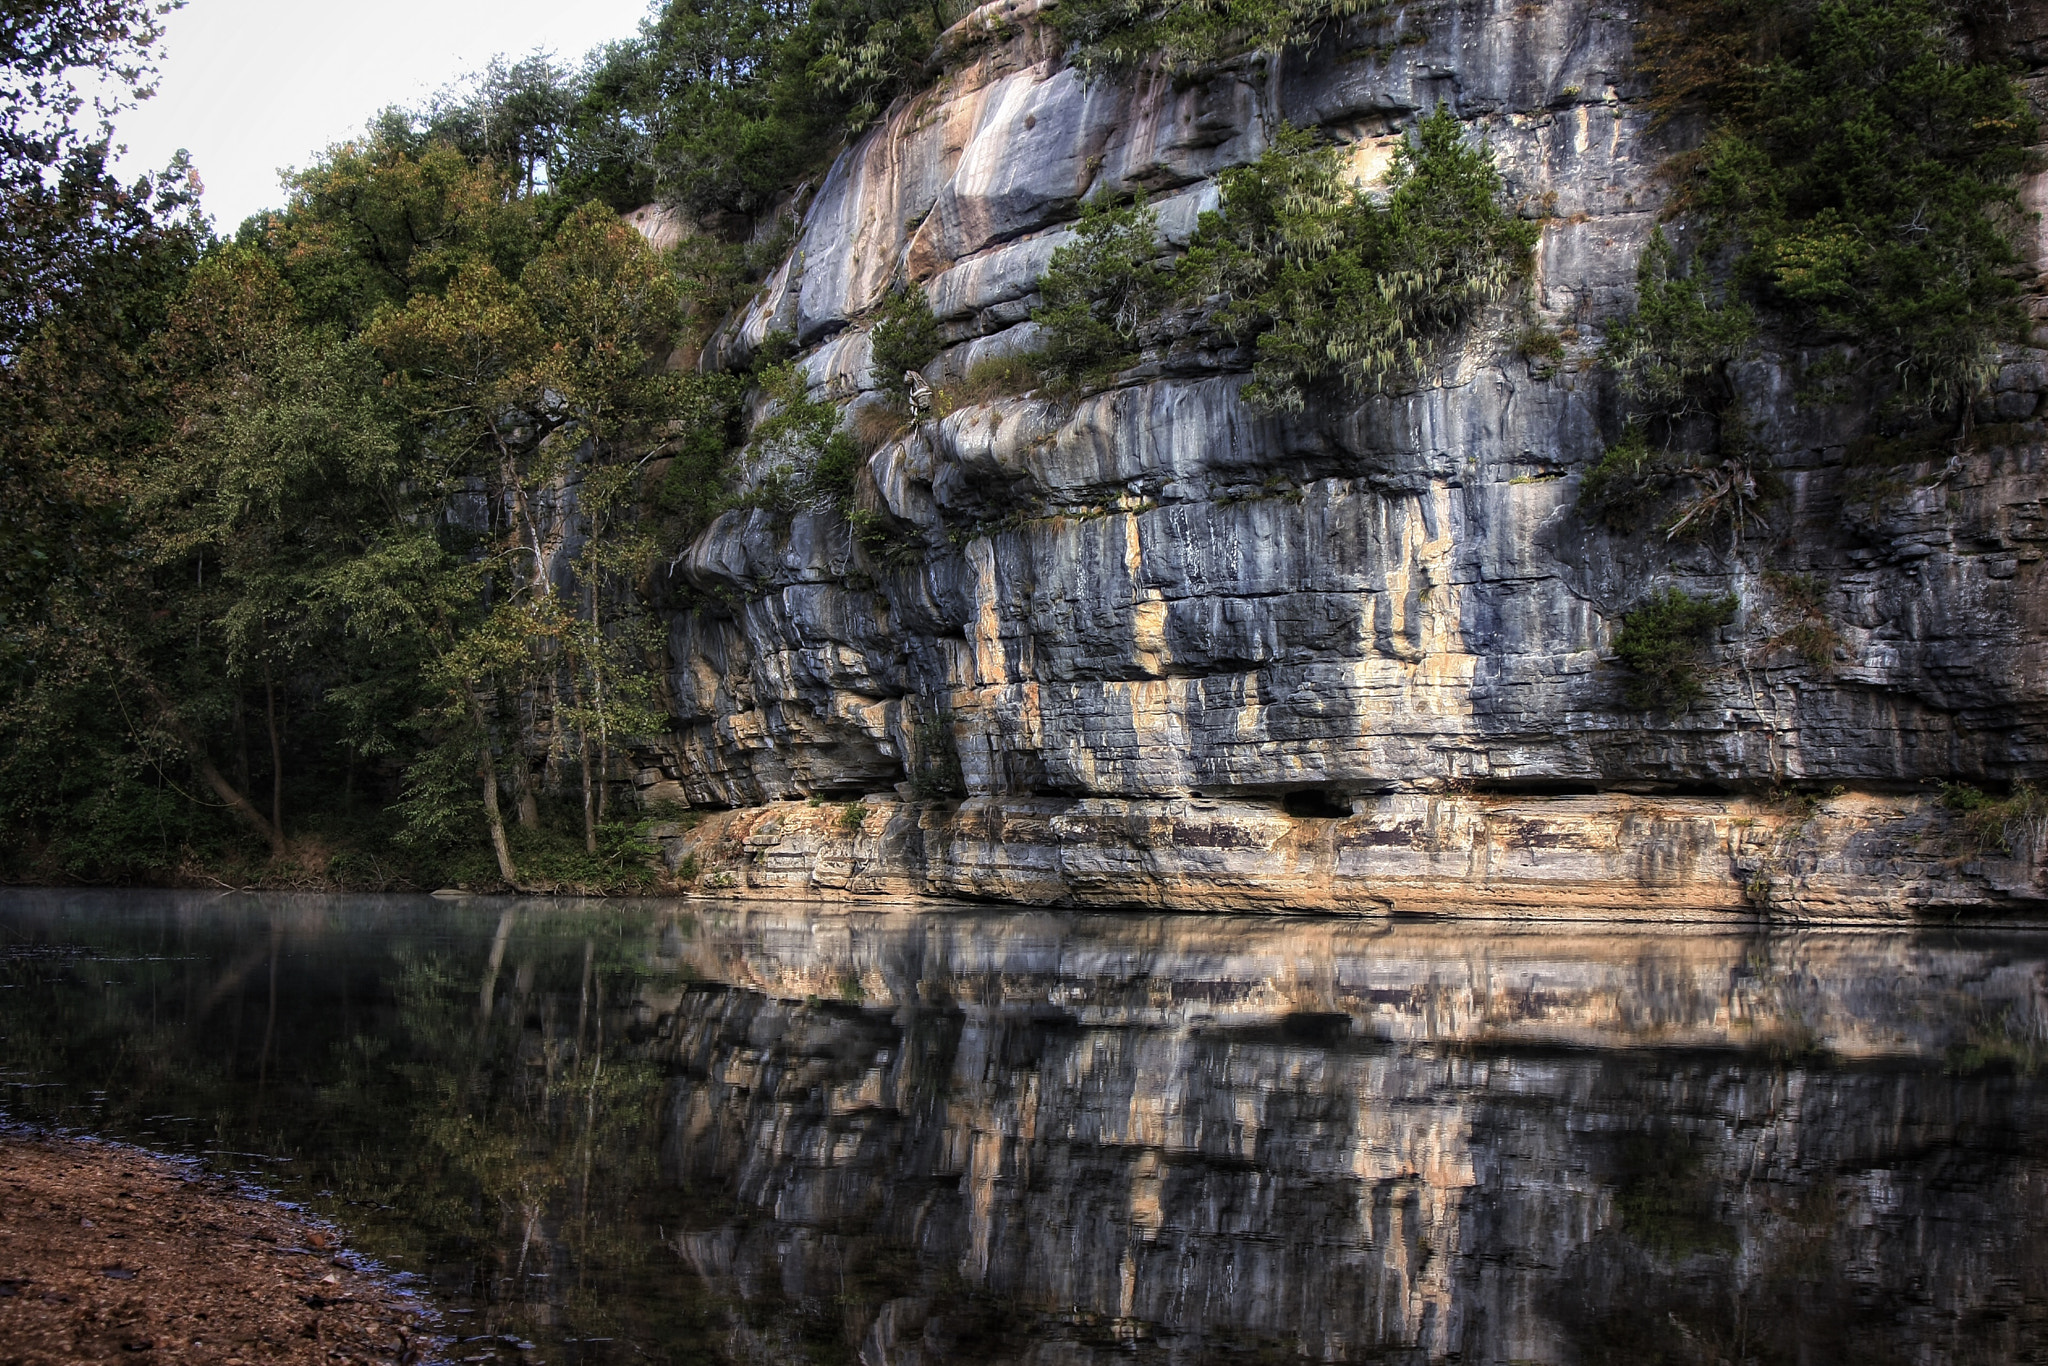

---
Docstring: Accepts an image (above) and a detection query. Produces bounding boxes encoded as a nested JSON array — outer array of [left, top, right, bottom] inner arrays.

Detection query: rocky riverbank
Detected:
[[651, 785, 2043, 920], [0, 1136, 433, 1366]]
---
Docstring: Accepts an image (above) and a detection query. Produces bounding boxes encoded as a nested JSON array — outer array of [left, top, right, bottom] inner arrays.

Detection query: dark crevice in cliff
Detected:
[[1281, 789, 1355, 819]]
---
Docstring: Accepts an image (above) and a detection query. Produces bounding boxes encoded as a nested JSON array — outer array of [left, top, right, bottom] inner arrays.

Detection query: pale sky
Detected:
[[109, 0, 657, 231]]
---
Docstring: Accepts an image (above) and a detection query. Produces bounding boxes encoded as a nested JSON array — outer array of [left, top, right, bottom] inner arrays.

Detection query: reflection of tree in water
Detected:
[[0, 899, 727, 1361], [322, 905, 718, 1358]]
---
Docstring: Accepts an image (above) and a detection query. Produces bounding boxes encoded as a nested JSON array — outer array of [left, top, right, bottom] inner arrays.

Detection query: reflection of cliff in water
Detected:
[[647, 909, 2048, 1365], [5, 893, 2048, 1364]]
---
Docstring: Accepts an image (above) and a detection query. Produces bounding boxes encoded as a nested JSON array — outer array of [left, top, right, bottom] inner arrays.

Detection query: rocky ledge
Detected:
[[656, 787, 2043, 920]]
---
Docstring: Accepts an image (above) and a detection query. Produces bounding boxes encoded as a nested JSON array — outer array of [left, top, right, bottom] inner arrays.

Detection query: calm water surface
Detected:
[[3, 890, 2047, 1365]]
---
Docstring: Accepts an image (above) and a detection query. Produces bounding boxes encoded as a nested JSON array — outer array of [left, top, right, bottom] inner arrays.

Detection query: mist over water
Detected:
[[4, 890, 2047, 1364]]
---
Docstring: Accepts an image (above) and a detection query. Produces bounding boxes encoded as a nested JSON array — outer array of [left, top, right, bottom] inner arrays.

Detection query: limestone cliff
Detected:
[[638, 0, 2048, 918]]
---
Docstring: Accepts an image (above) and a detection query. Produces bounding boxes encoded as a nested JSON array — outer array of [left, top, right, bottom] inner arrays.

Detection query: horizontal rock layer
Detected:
[[638, 0, 2048, 916], [657, 786, 2045, 920]]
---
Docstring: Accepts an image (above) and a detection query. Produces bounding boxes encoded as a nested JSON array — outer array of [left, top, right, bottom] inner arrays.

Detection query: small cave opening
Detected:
[[1282, 788, 1353, 819], [1462, 779, 1607, 797], [1279, 1012, 1353, 1046]]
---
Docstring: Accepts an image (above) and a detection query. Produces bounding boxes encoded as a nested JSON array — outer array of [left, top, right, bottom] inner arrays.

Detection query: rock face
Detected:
[[646, 905, 2048, 1364], [640, 0, 2048, 917]]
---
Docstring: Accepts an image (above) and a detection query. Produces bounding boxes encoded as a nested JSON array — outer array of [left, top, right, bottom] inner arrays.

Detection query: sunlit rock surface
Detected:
[[657, 786, 2047, 918], [640, 0, 2048, 916]]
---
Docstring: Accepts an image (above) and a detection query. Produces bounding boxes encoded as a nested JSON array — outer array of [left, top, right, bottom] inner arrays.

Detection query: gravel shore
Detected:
[[0, 1136, 435, 1365]]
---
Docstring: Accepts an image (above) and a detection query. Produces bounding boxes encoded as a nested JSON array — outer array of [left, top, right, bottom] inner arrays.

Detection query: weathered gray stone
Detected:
[[647, 0, 2048, 916]]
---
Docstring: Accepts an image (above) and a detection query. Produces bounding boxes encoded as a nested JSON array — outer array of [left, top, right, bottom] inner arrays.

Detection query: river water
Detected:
[[2, 890, 2046, 1364]]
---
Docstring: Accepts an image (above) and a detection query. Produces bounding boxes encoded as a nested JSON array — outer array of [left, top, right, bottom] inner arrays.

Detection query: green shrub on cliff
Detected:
[[1601, 229, 1754, 417], [653, 372, 747, 547], [1578, 421, 1782, 550], [1031, 107, 1533, 406], [1179, 106, 1536, 411], [1032, 194, 1169, 391], [1612, 588, 1739, 711], [1054, 0, 1400, 73], [867, 282, 943, 397], [1939, 780, 2047, 855], [1637, 0, 2037, 411], [750, 360, 863, 513], [1579, 425, 1669, 533]]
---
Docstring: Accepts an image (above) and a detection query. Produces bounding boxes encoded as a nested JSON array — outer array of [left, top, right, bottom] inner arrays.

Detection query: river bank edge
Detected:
[[648, 785, 2048, 923], [7, 783, 2045, 922], [0, 1128, 441, 1365]]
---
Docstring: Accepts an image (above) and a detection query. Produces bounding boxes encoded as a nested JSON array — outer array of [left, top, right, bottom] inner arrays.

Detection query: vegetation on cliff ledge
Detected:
[[1054, 0, 1409, 73], [1645, 0, 2036, 409], [1589, 0, 2039, 546], [1184, 106, 1537, 411], [1612, 589, 1740, 712], [1033, 105, 1536, 408], [1583, 0, 2035, 683]]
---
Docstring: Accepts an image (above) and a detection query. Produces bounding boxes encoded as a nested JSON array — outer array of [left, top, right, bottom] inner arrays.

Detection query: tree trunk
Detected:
[[232, 690, 250, 793], [591, 590, 610, 827], [569, 669, 597, 853], [513, 756, 541, 828], [496, 684, 540, 829], [156, 702, 280, 854], [263, 664, 285, 851], [579, 726, 597, 853], [471, 698, 519, 886], [484, 444, 546, 833]]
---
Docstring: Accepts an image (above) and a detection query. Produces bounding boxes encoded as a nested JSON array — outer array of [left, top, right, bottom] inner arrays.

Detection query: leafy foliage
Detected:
[[866, 281, 942, 396], [1939, 780, 2047, 856], [420, 52, 576, 196], [243, 127, 546, 331], [366, 201, 701, 871], [1031, 194, 1168, 391], [3, 96, 727, 886], [1578, 420, 1782, 551], [812, 0, 966, 131], [0, 0, 180, 352], [1578, 425, 1668, 533], [1644, 0, 2037, 410], [1611, 588, 1739, 711], [1178, 107, 1536, 411], [1601, 229, 1754, 416], [653, 372, 746, 547], [749, 359, 864, 513], [1028, 108, 1535, 408], [569, 0, 969, 220], [1053, 0, 1396, 74]]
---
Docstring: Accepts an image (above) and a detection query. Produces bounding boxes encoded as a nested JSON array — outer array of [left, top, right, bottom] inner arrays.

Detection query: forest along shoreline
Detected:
[[0, 1131, 436, 1365], [3, 2, 2045, 917]]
